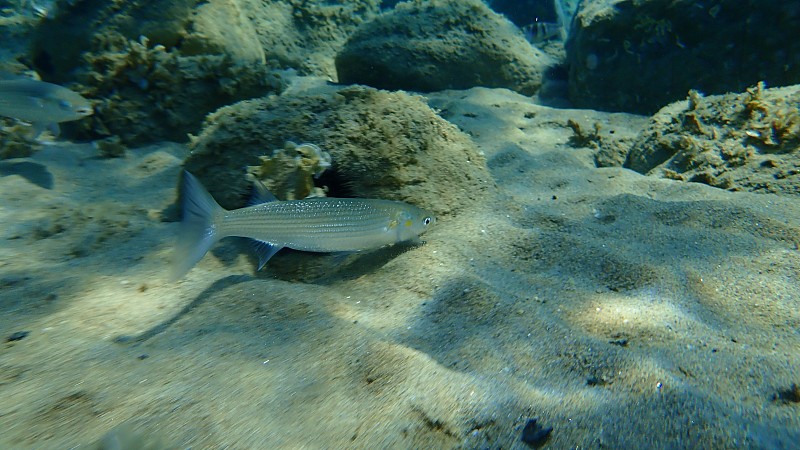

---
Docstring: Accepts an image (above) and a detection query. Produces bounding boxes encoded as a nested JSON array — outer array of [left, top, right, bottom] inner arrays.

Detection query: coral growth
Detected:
[[247, 141, 332, 200], [626, 83, 800, 196]]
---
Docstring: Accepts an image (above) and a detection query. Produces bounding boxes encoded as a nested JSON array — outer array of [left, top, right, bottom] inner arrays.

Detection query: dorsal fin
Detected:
[[249, 178, 277, 205]]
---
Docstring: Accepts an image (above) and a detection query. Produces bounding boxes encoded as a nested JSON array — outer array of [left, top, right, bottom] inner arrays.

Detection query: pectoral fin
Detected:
[[30, 121, 60, 139], [248, 179, 277, 205]]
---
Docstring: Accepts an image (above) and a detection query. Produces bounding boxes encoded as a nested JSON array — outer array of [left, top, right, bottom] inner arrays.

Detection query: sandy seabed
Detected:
[[0, 87, 798, 449]]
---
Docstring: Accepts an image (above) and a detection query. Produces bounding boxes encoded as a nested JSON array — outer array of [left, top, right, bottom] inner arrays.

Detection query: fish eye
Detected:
[[58, 99, 73, 110], [423, 217, 432, 225]]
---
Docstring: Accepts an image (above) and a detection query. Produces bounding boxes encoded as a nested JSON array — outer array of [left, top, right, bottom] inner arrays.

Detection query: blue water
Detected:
[[1, 0, 798, 448]]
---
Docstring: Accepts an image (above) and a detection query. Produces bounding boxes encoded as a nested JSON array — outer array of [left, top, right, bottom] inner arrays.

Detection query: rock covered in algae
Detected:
[[73, 37, 284, 145], [31, 0, 380, 81], [184, 83, 492, 216], [0, 121, 41, 159], [27, 0, 381, 145], [23, 28, 283, 145], [335, 0, 553, 95], [625, 83, 800, 196]]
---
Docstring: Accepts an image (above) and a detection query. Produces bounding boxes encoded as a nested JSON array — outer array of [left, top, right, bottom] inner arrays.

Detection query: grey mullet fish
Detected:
[[171, 172, 435, 280], [0, 76, 93, 138]]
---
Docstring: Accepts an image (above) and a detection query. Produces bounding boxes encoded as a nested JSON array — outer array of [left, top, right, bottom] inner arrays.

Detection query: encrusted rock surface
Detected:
[[625, 83, 800, 196]]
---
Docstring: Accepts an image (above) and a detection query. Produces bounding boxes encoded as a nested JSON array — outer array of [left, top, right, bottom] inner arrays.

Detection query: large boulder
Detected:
[[335, 0, 553, 95], [184, 81, 492, 217], [567, 0, 800, 114]]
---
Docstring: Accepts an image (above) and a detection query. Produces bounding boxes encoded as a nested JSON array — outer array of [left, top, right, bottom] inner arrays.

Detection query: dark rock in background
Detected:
[[567, 0, 800, 114], [485, 0, 557, 29], [336, 0, 553, 96]]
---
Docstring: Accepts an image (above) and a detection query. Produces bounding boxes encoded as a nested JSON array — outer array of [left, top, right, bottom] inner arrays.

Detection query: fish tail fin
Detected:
[[169, 171, 226, 281]]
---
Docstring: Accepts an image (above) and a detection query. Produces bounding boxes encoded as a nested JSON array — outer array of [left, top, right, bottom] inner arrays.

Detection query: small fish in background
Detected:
[[171, 172, 435, 280], [522, 19, 565, 44], [0, 74, 93, 139], [24, 0, 65, 19], [522, 0, 574, 44]]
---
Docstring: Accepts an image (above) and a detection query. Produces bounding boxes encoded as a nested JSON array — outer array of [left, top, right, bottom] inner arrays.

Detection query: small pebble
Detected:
[[7, 331, 30, 342], [521, 418, 552, 447], [609, 338, 628, 347], [774, 383, 800, 403], [586, 376, 602, 386]]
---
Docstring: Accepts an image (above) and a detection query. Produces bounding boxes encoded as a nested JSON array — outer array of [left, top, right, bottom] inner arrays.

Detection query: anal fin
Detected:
[[252, 239, 283, 270]]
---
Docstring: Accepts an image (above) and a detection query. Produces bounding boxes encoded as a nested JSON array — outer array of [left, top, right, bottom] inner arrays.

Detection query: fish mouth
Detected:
[[75, 107, 94, 116]]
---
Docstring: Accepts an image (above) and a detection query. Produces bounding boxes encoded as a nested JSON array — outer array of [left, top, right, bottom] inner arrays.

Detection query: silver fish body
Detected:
[[0, 77, 93, 137], [171, 172, 434, 279], [224, 198, 433, 251]]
